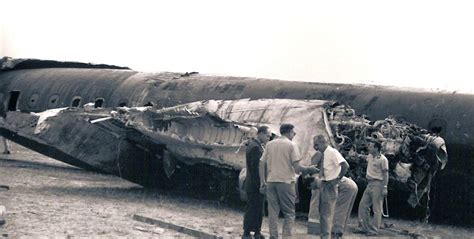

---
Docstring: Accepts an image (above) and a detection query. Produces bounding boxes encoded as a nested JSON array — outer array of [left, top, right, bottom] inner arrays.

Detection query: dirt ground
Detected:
[[0, 142, 473, 238]]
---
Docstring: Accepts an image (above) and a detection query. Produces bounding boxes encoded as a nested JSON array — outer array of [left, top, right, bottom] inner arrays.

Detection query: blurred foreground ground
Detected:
[[0, 143, 473, 238]]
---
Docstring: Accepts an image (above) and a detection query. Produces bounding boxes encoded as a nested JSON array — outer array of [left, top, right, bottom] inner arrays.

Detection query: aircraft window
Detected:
[[94, 98, 105, 108], [48, 95, 60, 108], [28, 93, 39, 108], [118, 99, 128, 107], [8, 91, 20, 111], [71, 97, 82, 107]]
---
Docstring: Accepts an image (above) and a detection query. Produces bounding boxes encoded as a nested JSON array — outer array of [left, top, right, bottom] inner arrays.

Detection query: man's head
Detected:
[[280, 123, 296, 140], [256, 126, 271, 144], [313, 135, 329, 152], [368, 141, 382, 155]]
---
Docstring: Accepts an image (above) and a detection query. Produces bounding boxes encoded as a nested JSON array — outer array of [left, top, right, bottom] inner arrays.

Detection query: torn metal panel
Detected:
[[113, 99, 330, 170]]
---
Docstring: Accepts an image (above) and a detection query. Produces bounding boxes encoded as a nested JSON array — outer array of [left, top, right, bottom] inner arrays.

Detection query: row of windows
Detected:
[[6, 91, 155, 111], [27, 93, 112, 109]]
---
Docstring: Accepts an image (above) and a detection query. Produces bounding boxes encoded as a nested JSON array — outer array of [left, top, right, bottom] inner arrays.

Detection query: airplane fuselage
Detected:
[[1, 65, 473, 226]]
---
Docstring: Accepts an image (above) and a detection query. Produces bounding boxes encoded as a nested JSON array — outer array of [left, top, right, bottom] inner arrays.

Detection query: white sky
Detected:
[[1, 0, 474, 93]]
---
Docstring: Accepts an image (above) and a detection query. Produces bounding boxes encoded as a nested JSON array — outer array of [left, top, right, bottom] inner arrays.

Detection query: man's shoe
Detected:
[[353, 228, 366, 234], [254, 233, 265, 239], [254, 235, 264, 239], [331, 232, 343, 238], [242, 230, 251, 239], [366, 231, 378, 236]]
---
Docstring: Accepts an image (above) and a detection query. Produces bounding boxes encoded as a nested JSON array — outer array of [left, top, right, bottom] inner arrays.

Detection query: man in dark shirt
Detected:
[[243, 126, 271, 239]]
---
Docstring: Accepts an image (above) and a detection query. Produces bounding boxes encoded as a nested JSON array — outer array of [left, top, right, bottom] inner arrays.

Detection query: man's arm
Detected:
[[293, 161, 319, 175], [324, 160, 349, 187], [333, 149, 349, 180], [382, 156, 389, 196], [382, 169, 389, 196], [311, 151, 322, 167], [247, 146, 261, 187], [290, 143, 318, 175], [337, 161, 349, 179], [258, 151, 267, 194]]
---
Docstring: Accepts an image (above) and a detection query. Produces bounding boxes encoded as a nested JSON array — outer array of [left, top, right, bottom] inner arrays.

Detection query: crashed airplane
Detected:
[[0, 58, 471, 226]]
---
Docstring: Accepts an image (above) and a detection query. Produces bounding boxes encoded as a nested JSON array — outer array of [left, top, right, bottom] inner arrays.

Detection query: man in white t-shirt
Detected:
[[308, 146, 357, 239], [312, 135, 350, 239]]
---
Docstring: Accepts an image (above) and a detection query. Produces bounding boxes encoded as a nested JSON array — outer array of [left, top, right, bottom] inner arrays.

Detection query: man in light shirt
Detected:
[[357, 141, 389, 236], [312, 135, 350, 239], [307, 143, 357, 239], [259, 123, 318, 238]]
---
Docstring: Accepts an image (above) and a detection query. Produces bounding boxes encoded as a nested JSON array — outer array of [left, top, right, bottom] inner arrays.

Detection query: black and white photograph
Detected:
[[1, 1, 473, 238]]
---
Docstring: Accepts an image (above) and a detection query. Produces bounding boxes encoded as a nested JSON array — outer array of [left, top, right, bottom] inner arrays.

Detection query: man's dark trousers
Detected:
[[243, 192, 264, 233]]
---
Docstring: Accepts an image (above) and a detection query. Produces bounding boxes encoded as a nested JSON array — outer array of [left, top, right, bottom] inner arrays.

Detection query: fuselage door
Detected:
[[8, 91, 20, 111]]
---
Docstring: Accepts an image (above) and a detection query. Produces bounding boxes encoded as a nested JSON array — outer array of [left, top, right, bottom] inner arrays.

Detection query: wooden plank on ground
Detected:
[[133, 214, 222, 239]]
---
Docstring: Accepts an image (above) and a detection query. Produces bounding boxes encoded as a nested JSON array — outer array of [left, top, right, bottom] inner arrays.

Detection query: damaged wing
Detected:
[[0, 98, 447, 210], [0, 98, 330, 186]]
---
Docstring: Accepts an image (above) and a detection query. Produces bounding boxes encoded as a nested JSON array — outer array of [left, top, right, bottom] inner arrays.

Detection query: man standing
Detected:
[[307, 141, 358, 239], [312, 135, 350, 239], [242, 126, 271, 239], [0, 137, 9, 155], [357, 141, 389, 236], [259, 123, 318, 238], [0, 104, 10, 155]]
